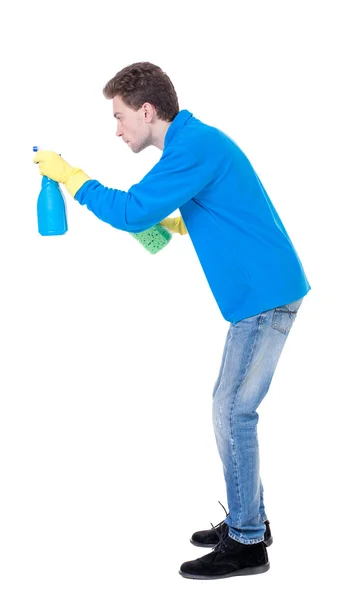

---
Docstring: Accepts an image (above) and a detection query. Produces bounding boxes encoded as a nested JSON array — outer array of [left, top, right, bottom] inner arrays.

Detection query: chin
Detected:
[[134, 138, 152, 153]]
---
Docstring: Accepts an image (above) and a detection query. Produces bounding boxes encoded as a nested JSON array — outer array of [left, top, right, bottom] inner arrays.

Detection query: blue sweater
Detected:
[[75, 109, 311, 323]]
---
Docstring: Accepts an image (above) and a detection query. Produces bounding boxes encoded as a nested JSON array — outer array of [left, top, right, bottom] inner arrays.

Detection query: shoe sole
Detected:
[[179, 562, 270, 579], [190, 536, 273, 548]]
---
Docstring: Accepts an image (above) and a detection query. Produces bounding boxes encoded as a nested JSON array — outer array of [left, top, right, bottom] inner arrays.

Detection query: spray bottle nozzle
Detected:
[[33, 146, 61, 156]]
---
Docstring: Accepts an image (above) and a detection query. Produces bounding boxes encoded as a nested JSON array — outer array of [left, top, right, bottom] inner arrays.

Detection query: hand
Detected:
[[33, 151, 73, 183], [33, 150, 91, 197], [160, 216, 188, 235]]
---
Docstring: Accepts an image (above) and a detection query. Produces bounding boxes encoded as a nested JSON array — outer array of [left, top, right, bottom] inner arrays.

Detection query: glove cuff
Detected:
[[64, 168, 91, 197], [178, 218, 188, 235], [160, 216, 188, 235]]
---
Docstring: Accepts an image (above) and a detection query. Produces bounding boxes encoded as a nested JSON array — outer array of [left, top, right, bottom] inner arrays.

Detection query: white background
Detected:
[[0, 0, 361, 598]]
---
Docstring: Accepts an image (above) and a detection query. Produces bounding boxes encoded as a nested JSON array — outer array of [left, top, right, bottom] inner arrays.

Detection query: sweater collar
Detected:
[[164, 109, 193, 149]]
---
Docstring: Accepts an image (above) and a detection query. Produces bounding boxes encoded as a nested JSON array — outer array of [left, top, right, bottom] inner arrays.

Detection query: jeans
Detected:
[[212, 297, 304, 544]]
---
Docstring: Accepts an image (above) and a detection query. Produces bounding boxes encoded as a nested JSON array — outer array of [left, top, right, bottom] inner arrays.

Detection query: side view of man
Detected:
[[33, 61, 311, 580]]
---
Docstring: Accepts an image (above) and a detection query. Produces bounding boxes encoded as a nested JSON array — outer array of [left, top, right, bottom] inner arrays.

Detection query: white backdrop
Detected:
[[0, 1, 361, 598]]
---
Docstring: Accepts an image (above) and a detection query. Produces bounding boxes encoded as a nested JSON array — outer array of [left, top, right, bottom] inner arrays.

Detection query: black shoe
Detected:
[[190, 501, 273, 548], [180, 526, 270, 580]]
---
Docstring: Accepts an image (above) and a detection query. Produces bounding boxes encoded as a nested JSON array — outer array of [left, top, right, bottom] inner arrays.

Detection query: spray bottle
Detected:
[[33, 145, 68, 236]]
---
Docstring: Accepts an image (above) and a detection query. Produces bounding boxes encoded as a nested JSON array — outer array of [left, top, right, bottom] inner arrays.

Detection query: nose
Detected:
[[116, 123, 123, 137]]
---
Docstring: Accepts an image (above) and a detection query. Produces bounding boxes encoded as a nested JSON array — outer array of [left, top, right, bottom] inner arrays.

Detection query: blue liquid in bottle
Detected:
[[33, 146, 68, 236]]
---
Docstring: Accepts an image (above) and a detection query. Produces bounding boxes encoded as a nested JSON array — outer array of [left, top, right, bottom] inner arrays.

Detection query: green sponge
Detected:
[[129, 223, 172, 254]]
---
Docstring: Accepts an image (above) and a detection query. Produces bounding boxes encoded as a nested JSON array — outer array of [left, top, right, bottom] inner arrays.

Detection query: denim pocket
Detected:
[[271, 297, 303, 335]]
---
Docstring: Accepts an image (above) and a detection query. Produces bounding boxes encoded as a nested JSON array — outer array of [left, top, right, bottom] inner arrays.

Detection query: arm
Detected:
[[34, 142, 216, 233], [75, 143, 213, 232]]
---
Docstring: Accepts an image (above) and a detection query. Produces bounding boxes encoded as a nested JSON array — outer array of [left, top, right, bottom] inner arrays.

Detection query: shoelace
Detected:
[[209, 500, 230, 553], [209, 520, 229, 553], [210, 500, 229, 529]]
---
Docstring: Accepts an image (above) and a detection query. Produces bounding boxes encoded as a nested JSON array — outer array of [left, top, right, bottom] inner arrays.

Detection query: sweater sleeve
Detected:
[[74, 141, 216, 233]]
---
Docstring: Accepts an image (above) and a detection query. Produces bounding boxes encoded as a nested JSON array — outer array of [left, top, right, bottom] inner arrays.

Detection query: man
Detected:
[[33, 61, 311, 580]]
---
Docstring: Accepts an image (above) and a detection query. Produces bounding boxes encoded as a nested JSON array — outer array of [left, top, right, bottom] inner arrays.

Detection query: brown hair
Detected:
[[103, 62, 179, 122]]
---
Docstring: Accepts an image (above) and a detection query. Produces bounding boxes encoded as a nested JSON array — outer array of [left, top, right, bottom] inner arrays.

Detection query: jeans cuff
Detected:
[[228, 532, 265, 545]]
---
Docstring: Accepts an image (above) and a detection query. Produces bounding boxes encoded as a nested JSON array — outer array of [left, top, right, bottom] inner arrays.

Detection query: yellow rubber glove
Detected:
[[160, 216, 188, 235], [33, 151, 91, 198]]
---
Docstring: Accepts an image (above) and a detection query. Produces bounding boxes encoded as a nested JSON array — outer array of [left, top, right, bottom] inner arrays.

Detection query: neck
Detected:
[[152, 119, 173, 150]]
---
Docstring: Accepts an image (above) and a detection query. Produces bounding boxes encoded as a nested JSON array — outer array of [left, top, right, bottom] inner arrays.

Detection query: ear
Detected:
[[142, 102, 156, 123]]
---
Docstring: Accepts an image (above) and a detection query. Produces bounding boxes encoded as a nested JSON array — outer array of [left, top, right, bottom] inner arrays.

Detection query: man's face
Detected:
[[113, 96, 152, 153]]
